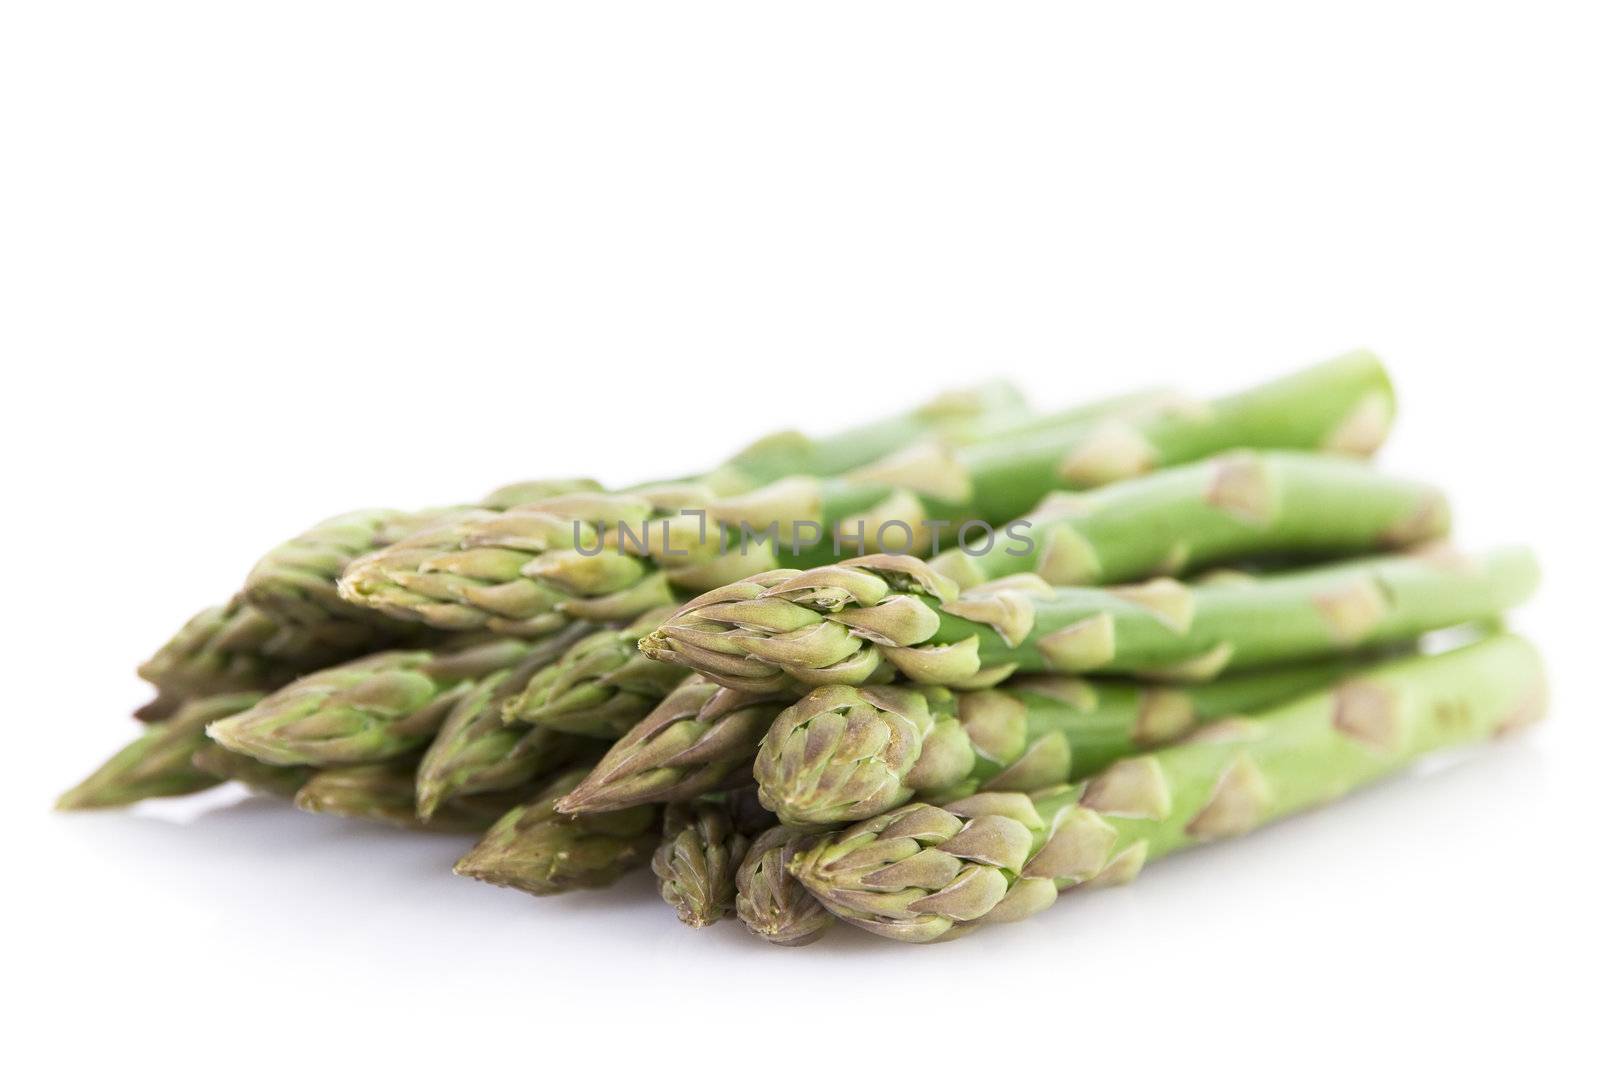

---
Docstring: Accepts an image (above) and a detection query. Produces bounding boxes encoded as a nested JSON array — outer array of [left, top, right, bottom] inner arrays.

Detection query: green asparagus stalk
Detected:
[[339, 383, 1036, 635], [242, 509, 452, 637], [555, 677, 796, 814], [753, 662, 1357, 826], [454, 769, 661, 895], [240, 483, 601, 630], [792, 633, 1547, 943], [58, 693, 263, 809], [131, 484, 600, 723], [397, 352, 1391, 635], [666, 352, 1394, 570], [734, 825, 836, 946], [132, 484, 599, 721], [244, 480, 603, 636], [500, 605, 689, 737], [641, 547, 1538, 693], [414, 653, 605, 820], [206, 630, 585, 767], [928, 450, 1448, 589], [133, 598, 349, 722], [295, 762, 525, 833], [191, 745, 313, 797], [653, 790, 773, 928]]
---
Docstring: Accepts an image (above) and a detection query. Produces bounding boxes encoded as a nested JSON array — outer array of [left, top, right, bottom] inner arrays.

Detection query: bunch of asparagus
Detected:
[[61, 352, 1546, 946]]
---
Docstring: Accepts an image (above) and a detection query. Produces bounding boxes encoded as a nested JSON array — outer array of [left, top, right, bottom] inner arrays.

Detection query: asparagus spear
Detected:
[[653, 790, 773, 928], [191, 746, 313, 798], [641, 547, 1538, 693], [141, 509, 516, 717], [205, 631, 585, 766], [555, 677, 795, 814], [339, 383, 1035, 635], [128, 486, 622, 773], [242, 509, 442, 641], [132, 483, 606, 724], [500, 605, 689, 737], [240, 479, 605, 643], [242, 480, 604, 631], [295, 762, 524, 833], [412, 353, 1390, 634], [623, 352, 1394, 580], [454, 769, 661, 895], [414, 655, 605, 820], [753, 663, 1356, 826], [792, 633, 1547, 943], [58, 693, 263, 809], [133, 598, 348, 722], [929, 450, 1448, 589], [734, 825, 836, 946]]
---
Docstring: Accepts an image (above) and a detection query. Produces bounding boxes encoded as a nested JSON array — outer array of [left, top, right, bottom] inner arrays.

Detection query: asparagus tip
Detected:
[[551, 792, 586, 815], [452, 852, 489, 880], [54, 785, 102, 811], [414, 782, 445, 821]]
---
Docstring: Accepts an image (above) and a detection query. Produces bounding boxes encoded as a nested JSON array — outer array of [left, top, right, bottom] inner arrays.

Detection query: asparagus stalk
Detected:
[[754, 662, 1357, 826], [295, 762, 525, 833], [242, 510, 457, 638], [657, 352, 1393, 572], [431, 353, 1391, 632], [205, 630, 586, 767], [929, 450, 1448, 589], [134, 482, 607, 723], [244, 480, 603, 624], [641, 547, 1538, 693], [244, 479, 603, 635], [454, 769, 661, 895], [653, 790, 773, 928], [734, 825, 836, 946], [191, 746, 313, 798], [555, 677, 796, 814], [501, 605, 689, 737], [793, 633, 1547, 943], [414, 656, 605, 820], [58, 693, 263, 809], [133, 598, 348, 721], [339, 383, 1035, 635], [242, 509, 447, 641]]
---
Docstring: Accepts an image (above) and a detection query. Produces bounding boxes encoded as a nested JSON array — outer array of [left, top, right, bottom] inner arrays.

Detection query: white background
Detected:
[[4, 3, 1595, 1063]]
